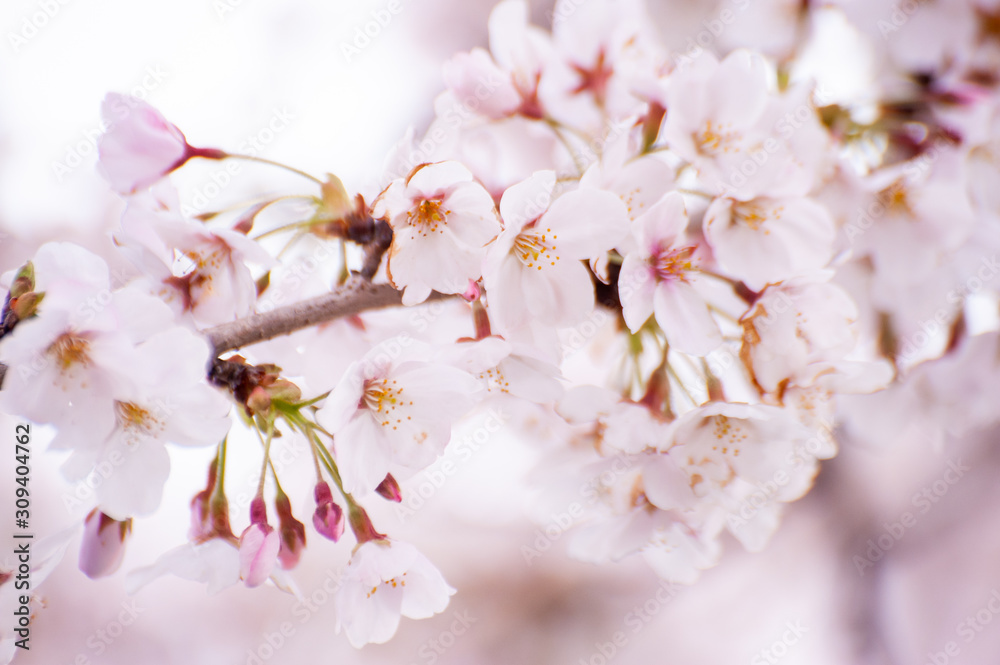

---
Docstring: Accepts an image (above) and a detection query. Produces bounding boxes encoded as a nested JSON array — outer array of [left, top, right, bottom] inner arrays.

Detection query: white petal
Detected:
[[653, 282, 722, 356]]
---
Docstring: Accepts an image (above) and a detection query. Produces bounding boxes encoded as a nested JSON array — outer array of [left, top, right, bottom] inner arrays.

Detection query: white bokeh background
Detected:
[[2, 1, 1000, 664]]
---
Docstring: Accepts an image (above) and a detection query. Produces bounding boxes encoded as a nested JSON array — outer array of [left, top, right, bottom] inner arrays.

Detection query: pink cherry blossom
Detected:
[[239, 498, 281, 588], [97, 93, 223, 194], [618, 191, 722, 355]]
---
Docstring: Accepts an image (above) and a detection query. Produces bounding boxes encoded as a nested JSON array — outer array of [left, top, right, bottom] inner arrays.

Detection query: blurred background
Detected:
[[2, 0, 999, 663]]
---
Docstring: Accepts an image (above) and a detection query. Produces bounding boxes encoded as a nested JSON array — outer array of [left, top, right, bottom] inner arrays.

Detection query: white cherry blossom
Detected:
[[374, 161, 500, 305], [316, 340, 481, 495], [335, 539, 455, 648], [483, 171, 629, 331]]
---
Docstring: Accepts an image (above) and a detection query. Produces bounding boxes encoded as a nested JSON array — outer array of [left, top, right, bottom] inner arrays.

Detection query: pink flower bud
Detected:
[[312, 482, 345, 542], [274, 491, 306, 570], [461, 279, 482, 302], [238, 522, 280, 588], [79, 510, 132, 579], [348, 505, 385, 545], [375, 473, 402, 503], [239, 497, 279, 587], [97, 93, 225, 194]]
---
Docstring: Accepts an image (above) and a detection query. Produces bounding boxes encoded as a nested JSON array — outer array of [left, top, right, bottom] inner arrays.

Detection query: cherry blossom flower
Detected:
[[445, 335, 564, 404], [374, 161, 500, 305], [316, 340, 481, 495], [659, 52, 825, 201], [618, 191, 722, 355], [97, 93, 223, 194], [442, 0, 552, 122], [704, 195, 836, 291], [741, 276, 892, 395], [335, 539, 455, 648], [125, 539, 241, 596], [0, 528, 74, 660], [539, 0, 659, 131], [483, 171, 629, 331], [58, 326, 232, 520], [0, 244, 168, 444]]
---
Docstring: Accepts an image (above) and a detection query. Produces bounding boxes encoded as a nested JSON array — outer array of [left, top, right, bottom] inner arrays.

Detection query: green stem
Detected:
[[224, 153, 323, 185], [253, 418, 275, 496], [210, 437, 228, 503]]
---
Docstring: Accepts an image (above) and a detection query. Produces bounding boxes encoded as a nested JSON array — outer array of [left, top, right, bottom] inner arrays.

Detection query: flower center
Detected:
[[478, 366, 510, 394], [732, 201, 781, 233], [48, 333, 91, 371], [366, 572, 408, 598], [363, 378, 412, 430], [512, 227, 559, 270], [880, 181, 911, 214], [651, 246, 696, 282], [115, 401, 166, 445], [695, 120, 741, 156], [709, 415, 745, 454], [406, 199, 449, 236]]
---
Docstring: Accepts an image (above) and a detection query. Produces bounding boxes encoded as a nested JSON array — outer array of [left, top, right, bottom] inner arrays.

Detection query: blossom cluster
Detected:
[[2, 0, 1000, 653]]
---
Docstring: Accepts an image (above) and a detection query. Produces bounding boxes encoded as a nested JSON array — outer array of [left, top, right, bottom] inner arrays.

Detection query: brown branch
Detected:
[[0, 278, 447, 388], [204, 277, 408, 356]]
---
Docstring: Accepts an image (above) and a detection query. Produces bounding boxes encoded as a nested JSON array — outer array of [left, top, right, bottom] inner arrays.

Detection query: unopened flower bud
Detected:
[[312, 482, 345, 542], [375, 474, 402, 503], [246, 386, 272, 414], [9, 262, 34, 299], [274, 490, 307, 570], [79, 509, 132, 579], [239, 496, 279, 587]]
